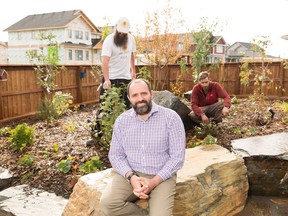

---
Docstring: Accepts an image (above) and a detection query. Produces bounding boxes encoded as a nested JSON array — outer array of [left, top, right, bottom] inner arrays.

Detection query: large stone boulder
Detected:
[[62, 145, 248, 216], [152, 90, 195, 131], [0, 167, 13, 191], [231, 132, 288, 197]]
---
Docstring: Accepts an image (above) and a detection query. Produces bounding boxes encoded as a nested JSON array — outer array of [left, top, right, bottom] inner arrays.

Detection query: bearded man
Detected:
[[188, 71, 231, 125], [86, 17, 136, 146], [100, 17, 136, 108], [99, 79, 186, 216]]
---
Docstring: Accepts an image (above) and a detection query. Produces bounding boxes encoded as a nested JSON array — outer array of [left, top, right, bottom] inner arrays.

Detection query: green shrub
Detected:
[[10, 123, 34, 151], [56, 156, 73, 173], [18, 154, 35, 166], [194, 122, 218, 139], [79, 156, 103, 174], [95, 87, 127, 148], [38, 91, 73, 121], [0, 127, 11, 137]]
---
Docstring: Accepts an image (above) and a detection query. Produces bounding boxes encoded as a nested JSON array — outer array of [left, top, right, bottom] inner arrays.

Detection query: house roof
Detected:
[[229, 42, 259, 50], [4, 10, 101, 34]]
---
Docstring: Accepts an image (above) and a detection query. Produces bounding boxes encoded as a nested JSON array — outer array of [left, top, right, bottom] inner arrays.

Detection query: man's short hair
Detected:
[[198, 71, 210, 81], [127, 79, 151, 95]]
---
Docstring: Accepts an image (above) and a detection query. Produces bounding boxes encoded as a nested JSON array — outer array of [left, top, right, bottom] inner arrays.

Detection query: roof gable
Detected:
[[4, 10, 100, 33]]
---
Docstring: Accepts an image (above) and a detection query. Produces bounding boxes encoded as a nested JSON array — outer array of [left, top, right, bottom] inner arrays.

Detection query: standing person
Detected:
[[189, 71, 231, 125], [86, 17, 136, 146], [100, 16, 136, 108], [99, 79, 186, 216]]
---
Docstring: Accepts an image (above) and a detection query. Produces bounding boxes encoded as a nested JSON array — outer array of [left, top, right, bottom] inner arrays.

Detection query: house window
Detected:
[[68, 50, 73, 60], [75, 50, 83, 60], [85, 51, 89, 60], [67, 29, 72, 39], [17, 32, 22, 40], [85, 32, 89, 40], [216, 45, 224, 53], [75, 31, 83, 39], [31, 31, 36, 39]]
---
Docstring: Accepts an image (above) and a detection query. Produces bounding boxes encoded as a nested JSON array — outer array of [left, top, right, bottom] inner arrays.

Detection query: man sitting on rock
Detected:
[[188, 71, 231, 125]]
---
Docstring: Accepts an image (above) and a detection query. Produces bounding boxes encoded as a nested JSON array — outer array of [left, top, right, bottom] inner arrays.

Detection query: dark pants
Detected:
[[189, 101, 224, 125]]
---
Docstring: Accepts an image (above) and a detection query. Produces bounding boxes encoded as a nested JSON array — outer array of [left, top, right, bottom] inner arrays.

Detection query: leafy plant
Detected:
[[21, 173, 34, 181], [202, 135, 217, 145], [65, 122, 77, 133], [0, 127, 11, 137], [53, 143, 59, 152], [10, 123, 34, 151], [79, 156, 104, 174], [94, 86, 127, 148], [194, 122, 218, 139], [275, 101, 288, 113], [38, 91, 73, 121], [39, 150, 51, 158], [18, 154, 35, 166], [137, 66, 152, 80], [57, 156, 73, 173], [170, 59, 187, 97]]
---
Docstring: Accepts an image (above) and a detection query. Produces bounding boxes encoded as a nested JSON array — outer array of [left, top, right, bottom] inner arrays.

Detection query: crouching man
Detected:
[[189, 71, 231, 125]]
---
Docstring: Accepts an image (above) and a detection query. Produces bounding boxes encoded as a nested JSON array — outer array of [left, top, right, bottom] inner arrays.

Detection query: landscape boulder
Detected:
[[231, 132, 288, 197], [0, 166, 13, 191], [152, 90, 195, 131], [62, 145, 248, 216]]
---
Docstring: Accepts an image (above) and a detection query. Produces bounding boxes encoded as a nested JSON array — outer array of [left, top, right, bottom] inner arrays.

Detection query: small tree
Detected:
[[135, 0, 188, 90], [26, 33, 64, 96], [26, 33, 72, 122], [190, 17, 225, 82], [239, 35, 274, 97]]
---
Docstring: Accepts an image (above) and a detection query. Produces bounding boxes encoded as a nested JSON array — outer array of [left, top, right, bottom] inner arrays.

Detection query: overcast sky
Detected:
[[1, 0, 288, 57]]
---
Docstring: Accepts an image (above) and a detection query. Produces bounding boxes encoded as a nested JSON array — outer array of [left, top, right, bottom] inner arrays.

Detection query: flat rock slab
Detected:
[[231, 132, 288, 159], [0, 185, 68, 216], [231, 132, 288, 197]]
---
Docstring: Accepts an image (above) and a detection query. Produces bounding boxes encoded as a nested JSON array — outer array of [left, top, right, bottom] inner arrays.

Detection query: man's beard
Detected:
[[114, 32, 128, 49], [132, 100, 152, 115]]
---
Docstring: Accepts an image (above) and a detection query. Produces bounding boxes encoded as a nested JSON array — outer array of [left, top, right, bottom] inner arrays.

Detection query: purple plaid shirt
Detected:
[[109, 102, 186, 181]]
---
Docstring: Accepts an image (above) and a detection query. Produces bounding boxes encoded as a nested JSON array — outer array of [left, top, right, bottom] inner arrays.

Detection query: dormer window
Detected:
[[67, 29, 72, 39], [75, 31, 83, 39]]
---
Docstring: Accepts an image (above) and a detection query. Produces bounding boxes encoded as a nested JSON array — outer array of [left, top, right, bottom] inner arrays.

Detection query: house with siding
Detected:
[[0, 42, 8, 64], [225, 41, 280, 62], [4, 10, 102, 65]]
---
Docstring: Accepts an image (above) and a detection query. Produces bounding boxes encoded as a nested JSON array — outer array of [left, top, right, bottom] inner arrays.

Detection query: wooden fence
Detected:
[[0, 61, 287, 122]]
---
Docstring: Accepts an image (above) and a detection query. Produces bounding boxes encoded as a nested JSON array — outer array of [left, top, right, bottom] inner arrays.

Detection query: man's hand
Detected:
[[131, 175, 163, 199], [130, 176, 149, 199], [103, 80, 111, 89], [222, 107, 230, 116], [201, 113, 209, 123]]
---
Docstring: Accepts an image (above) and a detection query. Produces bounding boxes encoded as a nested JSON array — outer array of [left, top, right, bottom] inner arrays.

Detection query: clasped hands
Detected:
[[131, 176, 155, 199]]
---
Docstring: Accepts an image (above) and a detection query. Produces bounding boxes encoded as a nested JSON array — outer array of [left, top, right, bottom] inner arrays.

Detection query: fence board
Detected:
[[0, 62, 288, 122]]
